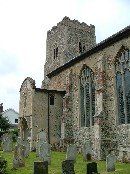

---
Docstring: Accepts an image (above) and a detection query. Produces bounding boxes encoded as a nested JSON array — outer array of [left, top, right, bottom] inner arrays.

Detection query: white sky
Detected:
[[0, 0, 130, 112]]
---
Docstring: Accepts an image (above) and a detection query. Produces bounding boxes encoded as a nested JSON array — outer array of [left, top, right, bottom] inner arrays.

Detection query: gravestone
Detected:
[[17, 137, 30, 157], [39, 142, 51, 165], [66, 144, 77, 161], [106, 154, 116, 172], [38, 130, 47, 141], [82, 141, 92, 161], [24, 140, 30, 158], [62, 160, 75, 174], [17, 137, 23, 145], [86, 162, 98, 174], [13, 144, 25, 168], [33, 161, 48, 174], [2, 133, 12, 152], [36, 130, 47, 157], [86, 153, 91, 161]]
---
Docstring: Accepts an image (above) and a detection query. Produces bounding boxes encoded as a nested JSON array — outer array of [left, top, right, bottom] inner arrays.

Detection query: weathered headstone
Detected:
[[13, 144, 25, 168], [39, 142, 51, 165], [2, 133, 12, 152], [24, 140, 30, 158], [86, 153, 91, 161], [106, 154, 116, 172], [36, 130, 47, 157], [17, 137, 22, 144], [66, 144, 77, 161], [38, 130, 47, 141], [82, 141, 92, 161], [86, 162, 98, 174], [33, 161, 48, 174], [17, 137, 30, 157], [62, 160, 75, 174]]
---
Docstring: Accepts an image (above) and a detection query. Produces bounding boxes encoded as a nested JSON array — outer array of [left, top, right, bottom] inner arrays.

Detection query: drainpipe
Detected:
[[48, 92, 50, 143]]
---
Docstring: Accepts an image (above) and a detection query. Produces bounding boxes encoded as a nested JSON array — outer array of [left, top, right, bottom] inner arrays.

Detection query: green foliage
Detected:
[[11, 129, 18, 142], [0, 156, 7, 174], [0, 114, 10, 132], [12, 129, 18, 136]]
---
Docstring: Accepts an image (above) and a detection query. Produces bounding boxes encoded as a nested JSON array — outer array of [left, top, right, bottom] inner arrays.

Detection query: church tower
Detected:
[[44, 16, 96, 77]]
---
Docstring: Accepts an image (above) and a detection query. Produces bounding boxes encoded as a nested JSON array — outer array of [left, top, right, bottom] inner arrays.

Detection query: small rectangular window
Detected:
[[56, 47, 58, 57], [15, 119, 18, 123], [50, 95, 54, 105], [79, 42, 82, 53], [54, 49, 55, 59]]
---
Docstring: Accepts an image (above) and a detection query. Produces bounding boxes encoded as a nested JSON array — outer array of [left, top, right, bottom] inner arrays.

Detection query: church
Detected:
[[19, 16, 130, 162]]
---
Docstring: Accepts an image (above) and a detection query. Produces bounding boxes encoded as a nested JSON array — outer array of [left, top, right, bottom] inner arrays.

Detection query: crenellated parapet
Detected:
[[47, 16, 95, 38], [44, 16, 96, 78]]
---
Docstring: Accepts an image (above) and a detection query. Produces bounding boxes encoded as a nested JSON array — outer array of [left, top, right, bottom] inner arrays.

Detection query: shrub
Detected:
[[11, 129, 18, 142], [0, 156, 7, 174]]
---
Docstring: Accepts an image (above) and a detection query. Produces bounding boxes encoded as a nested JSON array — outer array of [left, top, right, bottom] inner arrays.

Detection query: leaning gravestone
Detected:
[[106, 154, 116, 172], [2, 133, 12, 152], [13, 144, 25, 168], [86, 162, 98, 174], [82, 141, 92, 161], [39, 142, 51, 165], [36, 130, 47, 157], [66, 144, 77, 161], [33, 161, 48, 174], [62, 160, 75, 174]]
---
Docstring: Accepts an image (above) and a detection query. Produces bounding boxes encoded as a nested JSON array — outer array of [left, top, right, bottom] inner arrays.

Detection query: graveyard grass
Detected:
[[0, 151, 130, 174]]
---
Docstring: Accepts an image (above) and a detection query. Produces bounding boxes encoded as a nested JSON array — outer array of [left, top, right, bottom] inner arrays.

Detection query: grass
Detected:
[[0, 150, 130, 174]]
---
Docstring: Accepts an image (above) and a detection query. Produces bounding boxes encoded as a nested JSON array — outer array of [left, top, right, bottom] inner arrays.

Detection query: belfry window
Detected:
[[56, 47, 58, 58], [80, 66, 95, 127], [79, 42, 86, 54], [79, 42, 82, 53], [54, 45, 58, 59], [115, 48, 130, 124]]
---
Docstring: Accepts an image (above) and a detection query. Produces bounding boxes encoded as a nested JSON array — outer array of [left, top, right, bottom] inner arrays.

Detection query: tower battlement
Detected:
[[47, 16, 95, 38], [44, 16, 96, 78]]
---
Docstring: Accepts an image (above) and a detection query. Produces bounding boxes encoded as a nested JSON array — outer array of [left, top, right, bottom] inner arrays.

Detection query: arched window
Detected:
[[80, 66, 95, 127], [115, 48, 130, 124], [79, 42, 86, 54], [53, 43, 58, 59]]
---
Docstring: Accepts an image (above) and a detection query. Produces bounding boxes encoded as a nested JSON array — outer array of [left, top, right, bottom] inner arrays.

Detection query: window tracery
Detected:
[[80, 66, 95, 127], [115, 48, 130, 124]]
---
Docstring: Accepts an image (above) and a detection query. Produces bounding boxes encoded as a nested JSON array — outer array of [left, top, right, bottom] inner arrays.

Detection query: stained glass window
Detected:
[[115, 48, 130, 124], [80, 66, 95, 127]]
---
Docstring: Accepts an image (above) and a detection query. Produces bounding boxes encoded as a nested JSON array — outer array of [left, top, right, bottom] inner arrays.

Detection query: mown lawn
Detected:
[[0, 151, 130, 174]]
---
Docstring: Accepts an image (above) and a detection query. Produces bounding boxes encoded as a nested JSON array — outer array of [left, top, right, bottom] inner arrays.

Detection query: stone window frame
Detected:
[[79, 65, 95, 127], [79, 42, 86, 54], [115, 46, 130, 125], [50, 94, 55, 105], [53, 42, 58, 59]]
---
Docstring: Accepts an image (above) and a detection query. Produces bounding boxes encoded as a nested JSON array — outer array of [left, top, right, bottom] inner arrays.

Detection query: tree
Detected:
[[0, 114, 10, 132]]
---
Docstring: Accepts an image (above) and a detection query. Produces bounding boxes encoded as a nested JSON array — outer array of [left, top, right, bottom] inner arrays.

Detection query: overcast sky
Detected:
[[0, 0, 130, 112]]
